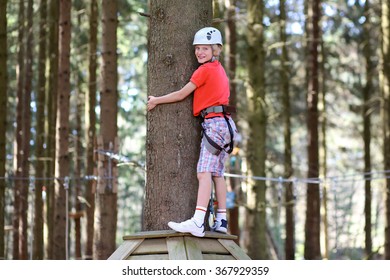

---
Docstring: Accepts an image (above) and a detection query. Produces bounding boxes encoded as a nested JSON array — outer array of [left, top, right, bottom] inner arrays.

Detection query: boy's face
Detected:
[[194, 45, 213, 64]]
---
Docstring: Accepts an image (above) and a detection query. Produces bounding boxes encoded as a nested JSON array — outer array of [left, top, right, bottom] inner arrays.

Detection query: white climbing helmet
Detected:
[[193, 27, 223, 46]]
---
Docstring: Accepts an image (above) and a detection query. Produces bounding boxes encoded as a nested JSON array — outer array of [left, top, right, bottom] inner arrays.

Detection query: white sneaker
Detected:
[[168, 218, 205, 237], [212, 219, 228, 234]]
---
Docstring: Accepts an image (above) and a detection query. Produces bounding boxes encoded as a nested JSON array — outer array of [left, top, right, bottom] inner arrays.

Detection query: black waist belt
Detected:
[[200, 105, 236, 118]]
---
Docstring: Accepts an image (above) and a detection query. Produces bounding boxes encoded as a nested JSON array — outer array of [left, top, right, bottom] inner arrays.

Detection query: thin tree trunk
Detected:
[[213, 0, 223, 21], [224, 0, 237, 112], [12, 0, 25, 260], [71, 4, 85, 261], [224, 0, 240, 243], [279, 0, 295, 260], [45, 0, 59, 260], [21, 0, 33, 260], [17, 0, 33, 260], [53, 0, 71, 260], [85, 0, 98, 260], [362, 0, 373, 260], [73, 84, 83, 260], [0, 0, 8, 261], [304, 0, 322, 260], [94, 0, 118, 260], [246, 0, 268, 260], [33, 0, 47, 260], [380, 0, 390, 260], [319, 21, 329, 259], [143, 0, 211, 230], [18, 0, 34, 260]]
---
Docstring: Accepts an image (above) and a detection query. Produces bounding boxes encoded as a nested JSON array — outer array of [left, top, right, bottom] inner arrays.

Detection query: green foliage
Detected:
[[116, 0, 148, 236]]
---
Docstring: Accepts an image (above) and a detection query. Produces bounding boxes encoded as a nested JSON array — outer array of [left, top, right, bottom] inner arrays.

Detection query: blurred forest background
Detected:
[[0, 0, 390, 260]]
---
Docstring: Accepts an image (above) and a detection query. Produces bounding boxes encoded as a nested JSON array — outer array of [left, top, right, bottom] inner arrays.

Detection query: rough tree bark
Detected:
[[45, 0, 59, 260], [381, 0, 390, 260], [85, 0, 98, 260], [53, 0, 71, 260], [0, 0, 7, 261], [33, 0, 47, 260], [304, 0, 322, 260], [246, 0, 269, 260], [94, 0, 118, 260], [144, 0, 212, 230], [279, 0, 295, 260]]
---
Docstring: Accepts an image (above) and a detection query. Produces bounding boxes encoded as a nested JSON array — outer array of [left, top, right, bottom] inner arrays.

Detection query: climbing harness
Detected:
[[200, 105, 235, 118], [201, 105, 236, 229], [201, 105, 236, 156]]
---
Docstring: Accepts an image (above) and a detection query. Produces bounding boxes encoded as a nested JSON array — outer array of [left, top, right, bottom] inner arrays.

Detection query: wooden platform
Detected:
[[108, 230, 251, 260]]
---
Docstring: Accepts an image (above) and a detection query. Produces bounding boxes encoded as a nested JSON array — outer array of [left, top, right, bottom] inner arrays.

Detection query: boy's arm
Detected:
[[147, 81, 196, 111]]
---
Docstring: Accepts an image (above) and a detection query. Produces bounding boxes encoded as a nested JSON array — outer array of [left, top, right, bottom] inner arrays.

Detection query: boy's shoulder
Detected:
[[193, 62, 225, 80], [197, 61, 222, 72]]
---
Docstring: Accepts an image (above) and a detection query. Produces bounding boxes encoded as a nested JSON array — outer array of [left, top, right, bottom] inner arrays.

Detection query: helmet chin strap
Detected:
[[200, 56, 217, 65]]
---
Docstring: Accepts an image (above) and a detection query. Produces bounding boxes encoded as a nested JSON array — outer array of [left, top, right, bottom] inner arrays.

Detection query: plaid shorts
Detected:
[[197, 117, 237, 177]]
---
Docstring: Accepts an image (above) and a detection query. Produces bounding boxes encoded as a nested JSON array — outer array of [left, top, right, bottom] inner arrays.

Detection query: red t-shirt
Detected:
[[190, 61, 230, 118]]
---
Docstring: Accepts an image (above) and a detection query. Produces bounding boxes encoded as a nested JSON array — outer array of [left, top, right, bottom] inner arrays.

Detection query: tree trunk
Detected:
[[12, 0, 25, 260], [304, 0, 322, 260], [70, 4, 86, 261], [53, 0, 71, 260], [143, 0, 212, 230], [319, 21, 329, 259], [279, 0, 295, 260], [33, 0, 47, 260], [246, 0, 268, 260], [94, 0, 118, 260], [18, 0, 33, 260], [45, 0, 59, 260], [12, 0, 33, 260], [362, 0, 373, 260], [380, 0, 390, 260], [0, 0, 7, 261], [84, 0, 98, 260], [224, 0, 240, 243], [224, 0, 237, 112], [73, 83, 83, 260]]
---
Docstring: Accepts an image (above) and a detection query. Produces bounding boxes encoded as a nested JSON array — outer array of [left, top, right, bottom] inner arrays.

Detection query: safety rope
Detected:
[[1, 170, 390, 185]]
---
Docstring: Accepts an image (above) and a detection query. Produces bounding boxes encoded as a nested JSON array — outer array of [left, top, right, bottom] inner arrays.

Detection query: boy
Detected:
[[147, 27, 237, 237]]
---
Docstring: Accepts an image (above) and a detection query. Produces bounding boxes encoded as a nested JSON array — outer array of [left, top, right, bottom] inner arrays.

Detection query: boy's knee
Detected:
[[197, 172, 210, 181]]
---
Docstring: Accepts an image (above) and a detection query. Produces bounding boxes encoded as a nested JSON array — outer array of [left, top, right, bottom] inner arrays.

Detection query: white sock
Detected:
[[193, 206, 207, 225], [216, 209, 227, 221]]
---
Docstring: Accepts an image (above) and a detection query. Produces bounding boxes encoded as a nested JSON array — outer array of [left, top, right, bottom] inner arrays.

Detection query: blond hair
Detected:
[[211, 44, 223, 60]]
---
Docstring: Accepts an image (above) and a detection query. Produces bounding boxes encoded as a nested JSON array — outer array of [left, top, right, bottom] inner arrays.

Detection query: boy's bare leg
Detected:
[[196, 172, 212, 208], [167, 172, 212, 237], [213, 176, 227, 209]]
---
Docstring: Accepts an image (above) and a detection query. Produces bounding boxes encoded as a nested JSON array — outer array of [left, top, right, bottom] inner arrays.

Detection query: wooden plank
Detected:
[[167, 237, 187, 260], [132, 238, 167, 255], [108, 239, 144, 260], [204, 231, 237, 240], [197, 238, 230, 254], [122, 230, 237, 240], [218, 239, 251, 260], [203, 254, 235, 260], [184, 236, 203, 260], [123, 230, 189, 240], [128, 254, 169, 260]]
